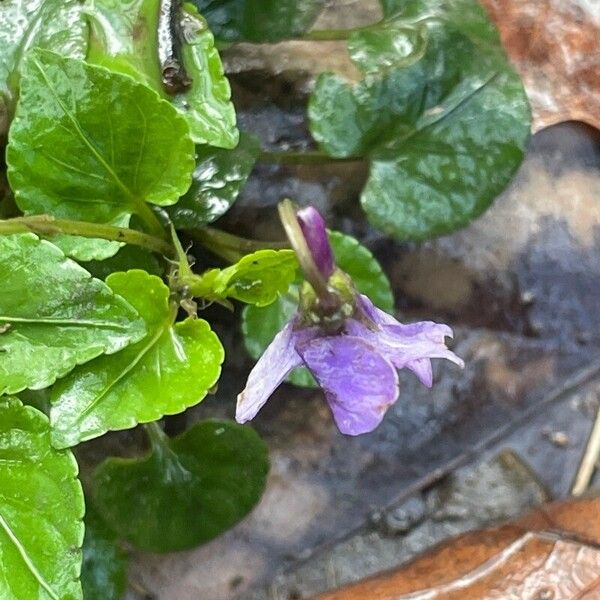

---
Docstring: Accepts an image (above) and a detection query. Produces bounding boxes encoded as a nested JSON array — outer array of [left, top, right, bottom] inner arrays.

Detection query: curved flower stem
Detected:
[[258, 150, 363, 165], [187, 225, 288, 263], [0, 215, 173, 256], [278, 199, 336, 308]]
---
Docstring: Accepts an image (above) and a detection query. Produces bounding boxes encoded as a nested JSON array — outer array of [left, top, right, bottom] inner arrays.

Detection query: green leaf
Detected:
[[308, 0, 531, 240], [93, 420, 269, 552], [347, 19, 428, 75], [187, 249, 297, 307], [193, 0, 324, 42], [85, 1, 238, 149], [379, 0, 500, 44], [0, 0, 87, 113], [0, 234, 145, 395], [0, 397, 84, 600], [85, 0, 164, 92], [169, 133, 260, 227], [83, 244, 164, 281], [171, 4, 238, 148], [50, 270, 224, 448], [242, 230, 394, 387], [6, 50, 194, 260], [81, 506, 128, 600]]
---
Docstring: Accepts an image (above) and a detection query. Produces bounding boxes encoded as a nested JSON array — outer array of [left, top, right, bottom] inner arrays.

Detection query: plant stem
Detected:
[[278, 199, 335, 307], [144, 421, 170, 451], [258, 150, 363, 165], [0, 215, 173, 256], [134, 200, 167, 238], [187, 226, 288, 263]]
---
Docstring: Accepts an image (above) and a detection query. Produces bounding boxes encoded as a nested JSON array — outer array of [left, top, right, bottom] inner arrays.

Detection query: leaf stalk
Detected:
[[0, 215, 173, 256], [186, 226, 288, 263]]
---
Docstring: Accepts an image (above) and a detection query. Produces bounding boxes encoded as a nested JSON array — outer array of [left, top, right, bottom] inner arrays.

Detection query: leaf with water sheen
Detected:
[[308, 0, 531, 240], [169, 133, 260, 227], [172, 4, 238, 148], [188, 249, 297, 307], [193, 0, 324, 42], [0, 0, 87, 115], [6, 50, 194, 259], [85, 0, 163, 92], [81, 506, 128, 600], [50, 270, 224, 448], [0, 234, 145, 395], [85, 1, 237, 148], [0, 397, 85, 600], [242, 230, 394, 387], [93, 420, 269, 552]]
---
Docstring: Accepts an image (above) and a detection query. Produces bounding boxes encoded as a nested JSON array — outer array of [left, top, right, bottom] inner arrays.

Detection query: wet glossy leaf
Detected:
[[94, 420, 269, 552], [242, 231, 394, 387], [169, 133, 260, 227], [379, 0, 499, 42], [0, 234, 145, 395], [50, 270, 224, 448], [0, 397, 84, 600], [6, 50, 194, 259], [85, 0, 163, 91], [171, 4, 238, 148], [0, 0, 87, 114], [81, 506, 128, 600], [309, 0, 531, 240], [188, 249, 297, 307], [193, 0, 324, 42], [347, 19, 428, 75], [86, 1, 237, 148]]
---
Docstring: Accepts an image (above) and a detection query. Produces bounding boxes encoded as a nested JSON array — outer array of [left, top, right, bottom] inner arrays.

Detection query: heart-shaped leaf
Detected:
[[50, 270, 224, 448], [186, 249, 297, 307], [0, 397, 84, 600], [94, 420, 269, 552], [193, 0, 325, 42], [81, 506, 128, 600], [6, 50, 194, 260], [242, 230, 394, 386], [309, 0, 531, 240], [0, 0, 87, 117], [168, 133, 260, 228], [0, 234, 145, 395]]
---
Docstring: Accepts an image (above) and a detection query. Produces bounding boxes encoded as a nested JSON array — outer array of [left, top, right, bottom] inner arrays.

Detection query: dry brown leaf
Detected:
[[310, 497, 600, 599], [480, 0, 600, 132]]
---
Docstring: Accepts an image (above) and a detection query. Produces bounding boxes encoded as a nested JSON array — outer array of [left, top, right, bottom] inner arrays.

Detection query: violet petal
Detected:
[[348, 295, 464, 382], [297, 335, 399, 435], [236, 321, 304, 423], [297, 206, 335, 279], [406, 358, 434, 387]]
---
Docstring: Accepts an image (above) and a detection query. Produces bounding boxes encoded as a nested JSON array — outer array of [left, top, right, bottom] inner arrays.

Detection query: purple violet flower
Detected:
[[236, 203, 464, 436]]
